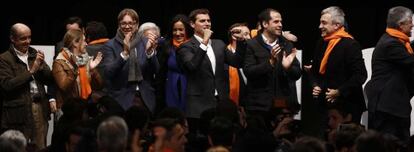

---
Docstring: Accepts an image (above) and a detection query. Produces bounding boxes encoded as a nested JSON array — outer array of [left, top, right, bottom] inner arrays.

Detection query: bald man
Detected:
[[0, 23, 54, 149]]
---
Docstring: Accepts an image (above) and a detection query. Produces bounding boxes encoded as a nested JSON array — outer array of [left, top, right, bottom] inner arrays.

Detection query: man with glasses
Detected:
[[102, 8, 159, 113]]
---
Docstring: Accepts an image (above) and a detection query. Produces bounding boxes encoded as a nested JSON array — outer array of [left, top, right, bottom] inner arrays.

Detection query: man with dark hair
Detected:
[[208, 117, 235, 150], [55, 16, 83, 59], [243, 8, 301, 129], [176, 8, 247, 133], [365, 6, 414, 145], [151, 118, 187, 152]]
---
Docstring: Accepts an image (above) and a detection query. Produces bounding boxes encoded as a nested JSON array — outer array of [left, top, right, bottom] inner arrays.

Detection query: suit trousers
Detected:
[[31, 102, 48, 149]]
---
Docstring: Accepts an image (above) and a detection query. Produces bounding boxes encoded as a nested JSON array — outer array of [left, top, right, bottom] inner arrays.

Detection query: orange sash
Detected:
[[227, 45, 240, 105], [319, 27, 353, 74], [386, 28, 413, 54]]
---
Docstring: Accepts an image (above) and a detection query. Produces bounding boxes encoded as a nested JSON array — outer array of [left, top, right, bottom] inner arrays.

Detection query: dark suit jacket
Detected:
[[243, 35, 301, 112], [176, 36, 244, 118], [102, 37, 159, 112], [365, 33, 414, 118], [311, 37, 367, 113]]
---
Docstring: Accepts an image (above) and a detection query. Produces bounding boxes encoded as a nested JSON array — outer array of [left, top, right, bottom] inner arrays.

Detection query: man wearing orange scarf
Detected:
[[365, 6, 414, 146], [310, 6, 367, 137]]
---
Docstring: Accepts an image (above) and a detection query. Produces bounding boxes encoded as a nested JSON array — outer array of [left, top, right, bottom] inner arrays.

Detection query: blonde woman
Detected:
[[52, 29, 103, 109]]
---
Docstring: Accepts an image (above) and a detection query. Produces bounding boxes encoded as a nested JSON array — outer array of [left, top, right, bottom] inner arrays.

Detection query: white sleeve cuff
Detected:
[[120, 52, 129, 60], [146, 49, 155, 58]]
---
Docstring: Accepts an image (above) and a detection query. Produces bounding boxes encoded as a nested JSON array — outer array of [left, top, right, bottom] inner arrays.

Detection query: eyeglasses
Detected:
[[120, 21, 136, 27]]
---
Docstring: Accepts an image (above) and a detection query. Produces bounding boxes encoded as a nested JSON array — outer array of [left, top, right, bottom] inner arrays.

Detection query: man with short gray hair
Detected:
[[0, 129, 27, 151], [97, 116, 129, 152], [311, 6, 367, 137], [365, 6, 414, 146]]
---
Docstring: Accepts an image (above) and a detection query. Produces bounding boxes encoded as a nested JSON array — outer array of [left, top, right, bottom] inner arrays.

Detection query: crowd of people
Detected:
[[0, 5, 413, 152]]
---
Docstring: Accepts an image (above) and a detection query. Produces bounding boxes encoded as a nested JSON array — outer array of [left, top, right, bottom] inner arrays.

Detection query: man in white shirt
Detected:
[[0, 23, 54, 149]]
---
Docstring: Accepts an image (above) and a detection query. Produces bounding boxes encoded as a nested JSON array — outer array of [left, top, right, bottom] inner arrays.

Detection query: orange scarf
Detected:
[[319, 27, 353, 74], [78, 66, 92, 100], [250, 29, 259, 38], [386, 28, 413, 54], [62, 50, 92, 100], [227, 45, 240, 105], [88, 38, 109, 45], [172, 37, 189, 48]]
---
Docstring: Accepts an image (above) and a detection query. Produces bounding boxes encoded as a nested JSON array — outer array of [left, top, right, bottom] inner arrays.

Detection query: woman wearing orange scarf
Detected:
[[310, 6, 367, 137], [365, 6, 414, 145], [52, 29, 103, 110], [155, 14, 192, 113]]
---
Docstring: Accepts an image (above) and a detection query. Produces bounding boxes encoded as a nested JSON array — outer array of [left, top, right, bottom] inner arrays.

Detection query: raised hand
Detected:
[[282, 48, 297, 69], [202, 29, 213, 45], [122, 32, 132, 56], [89, 52, 103, 69], [269, 44, 282, 66], [30, 50, 45, 74], [145, 31, 158, 55]]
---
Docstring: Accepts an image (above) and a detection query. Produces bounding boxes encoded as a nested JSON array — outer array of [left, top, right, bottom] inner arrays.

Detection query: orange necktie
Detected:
[[319, 27, 353, 75], [386, 28, 413, 54]]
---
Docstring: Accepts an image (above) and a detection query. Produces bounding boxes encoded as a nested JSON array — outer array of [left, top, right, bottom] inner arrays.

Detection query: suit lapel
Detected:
[[190, 36, 214, 75]]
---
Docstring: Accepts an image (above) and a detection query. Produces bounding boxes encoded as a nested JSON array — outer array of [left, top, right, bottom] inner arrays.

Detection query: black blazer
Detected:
[[311, 37, 367, 113], [243, 35, 301, 111], [365, 33, 414, 118], [176, 36, 244, 118]]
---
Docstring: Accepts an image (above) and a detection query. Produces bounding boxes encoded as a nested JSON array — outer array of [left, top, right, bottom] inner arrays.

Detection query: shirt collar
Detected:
[[194, 34, 211, 45], [261, 34, 278, 47], [13, 45, 28, 57]]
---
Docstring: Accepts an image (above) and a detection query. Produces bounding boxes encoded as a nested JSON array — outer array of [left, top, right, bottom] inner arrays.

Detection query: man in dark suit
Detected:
[[176, 8, 246, 132], [311, 6, 367, 137], [102, 8, 159, 113], [243, 8, 301, 129], [365, 6, 414, 145]]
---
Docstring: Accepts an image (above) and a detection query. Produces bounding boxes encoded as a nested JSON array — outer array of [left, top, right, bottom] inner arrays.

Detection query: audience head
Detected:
[[152, 118, 187, 152], [0, 130, 27, 151], [291, 136, 326, 152], [208, 116, 235, 148], [97, 116, 129, 152]]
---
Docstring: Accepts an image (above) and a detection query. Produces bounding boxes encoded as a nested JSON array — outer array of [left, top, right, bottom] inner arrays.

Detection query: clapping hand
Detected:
[[89, 52, 103, 69]]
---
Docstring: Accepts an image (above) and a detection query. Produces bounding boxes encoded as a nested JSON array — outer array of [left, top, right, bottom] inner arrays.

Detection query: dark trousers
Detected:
[[368, 111, 410, 147]]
